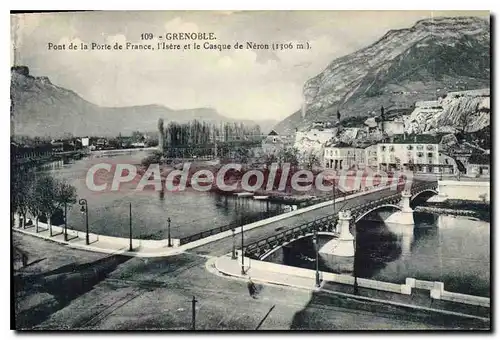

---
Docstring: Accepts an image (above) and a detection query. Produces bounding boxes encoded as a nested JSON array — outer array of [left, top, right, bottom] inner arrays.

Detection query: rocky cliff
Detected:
[[405, 88, 490, 134], [275, 16, 490, 134]]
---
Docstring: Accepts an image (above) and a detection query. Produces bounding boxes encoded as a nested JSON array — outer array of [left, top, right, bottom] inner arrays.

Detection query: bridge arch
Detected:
[[259, 231, 337, 261], [354, 204, 402, 223], [411, 189, 438, 202]]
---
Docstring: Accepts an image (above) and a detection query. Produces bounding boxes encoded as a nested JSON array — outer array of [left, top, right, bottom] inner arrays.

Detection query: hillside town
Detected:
[[263, 100, 490, 179]]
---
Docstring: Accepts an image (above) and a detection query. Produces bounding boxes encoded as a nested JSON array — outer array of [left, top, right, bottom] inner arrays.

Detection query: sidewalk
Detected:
[[13, 227, 185, 258], [12, 183, 399, 258], [214, 254, 490, 321]]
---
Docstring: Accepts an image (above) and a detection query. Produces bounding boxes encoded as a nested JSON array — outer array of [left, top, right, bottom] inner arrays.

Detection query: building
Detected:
[[81, 137, 90, 147], [295, 128, 337, 146], [466, 154, 490, 177], [377, 134, 455, 174], [311, 121, 334, 129], [382, 119, 405, 136], [323, 142, 364, 170], [50, 140, 64, 153], [262, 130, 286, 156], [363, 144, 378, 169]]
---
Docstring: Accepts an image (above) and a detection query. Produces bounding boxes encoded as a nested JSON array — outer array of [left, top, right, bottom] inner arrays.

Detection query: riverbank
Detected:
[[213, 254, 490, 321], [419, 199, 490, 221]]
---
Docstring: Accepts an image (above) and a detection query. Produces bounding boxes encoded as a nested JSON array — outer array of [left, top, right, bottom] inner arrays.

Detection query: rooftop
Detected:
[[325, 141, 354, 148], [380, 134, 443, 144]]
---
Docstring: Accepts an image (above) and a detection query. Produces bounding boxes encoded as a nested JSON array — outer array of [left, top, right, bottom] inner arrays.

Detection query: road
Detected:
[[13, 232, 488, 330]]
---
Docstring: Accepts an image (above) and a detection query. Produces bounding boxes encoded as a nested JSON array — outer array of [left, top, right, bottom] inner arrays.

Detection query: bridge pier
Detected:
[[385, 190, 414, 225], [319, 210, 354, 257]]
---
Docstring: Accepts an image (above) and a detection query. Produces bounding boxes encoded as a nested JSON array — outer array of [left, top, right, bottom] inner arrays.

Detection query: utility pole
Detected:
[[353, 219, 359, 295], [167, 217, 172, 247], [129, 202, 133, 251], [313, 229, 320, 288], [64, 201, 68, 241], [191, 296, 197, 330], [231, 228, 237, 260]]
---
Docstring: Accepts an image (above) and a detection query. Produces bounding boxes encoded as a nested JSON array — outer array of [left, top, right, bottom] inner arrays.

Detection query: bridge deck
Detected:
[[191, 184, 414, 257], [191, 180, 435, 257]]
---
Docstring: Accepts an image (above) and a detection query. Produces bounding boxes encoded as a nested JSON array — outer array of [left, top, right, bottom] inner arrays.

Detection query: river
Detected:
[[264, 211, 490, 297], [42, 151, 282, 239]]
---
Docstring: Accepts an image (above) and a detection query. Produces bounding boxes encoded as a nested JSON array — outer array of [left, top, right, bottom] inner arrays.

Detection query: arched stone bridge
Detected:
[[244, 181, 437, 260]]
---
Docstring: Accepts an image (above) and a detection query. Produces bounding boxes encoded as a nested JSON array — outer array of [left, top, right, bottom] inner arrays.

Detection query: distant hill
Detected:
[[10, 66, 277, 137], [275, 16, 490, 133]]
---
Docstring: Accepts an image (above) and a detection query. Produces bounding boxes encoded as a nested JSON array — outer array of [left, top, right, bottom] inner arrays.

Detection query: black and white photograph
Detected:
[[10, 10, 491, 331]]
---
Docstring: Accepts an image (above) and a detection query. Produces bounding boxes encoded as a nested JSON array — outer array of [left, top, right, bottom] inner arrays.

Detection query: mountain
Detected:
[[274, 16, 490, 133], [11, 66, 276, 137]]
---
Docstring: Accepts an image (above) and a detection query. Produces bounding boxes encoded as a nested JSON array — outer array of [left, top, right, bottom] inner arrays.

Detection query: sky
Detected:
[[11, 10, 489, 121]]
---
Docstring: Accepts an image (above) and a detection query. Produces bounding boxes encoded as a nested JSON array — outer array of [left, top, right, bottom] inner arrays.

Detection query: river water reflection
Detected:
[[43, 152, 282, 239], [265, 212, 490, 297]]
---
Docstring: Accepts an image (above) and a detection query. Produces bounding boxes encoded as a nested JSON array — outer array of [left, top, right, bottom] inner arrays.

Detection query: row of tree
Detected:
[[158, 119, 263, 148], [11, 169, 77, 235]]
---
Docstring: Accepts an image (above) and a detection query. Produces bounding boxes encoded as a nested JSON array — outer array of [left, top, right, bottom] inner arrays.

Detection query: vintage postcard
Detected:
[[10, 10, 490, 330]]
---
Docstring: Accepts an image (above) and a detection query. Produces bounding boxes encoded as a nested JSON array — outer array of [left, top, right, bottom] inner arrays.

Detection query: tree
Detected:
[[233, 147, 250, 164], [337, 110, 341, 122], [305, 151, 321, 170], [54, 179, 77, 236], [27, 173, 55, 233], [158, 118, 165, 153], [26, 174, 77, 235], [278, 147, 299, 167], [264, 153, 278, 168], [11, 168, 33, 228], [131, 131, 145, 143]]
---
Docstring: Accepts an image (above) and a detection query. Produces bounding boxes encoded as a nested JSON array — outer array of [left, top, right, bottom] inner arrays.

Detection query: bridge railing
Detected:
[[244, 181, 438, 259], [178, 208, 286, 245], [244, 213, 339, 259]]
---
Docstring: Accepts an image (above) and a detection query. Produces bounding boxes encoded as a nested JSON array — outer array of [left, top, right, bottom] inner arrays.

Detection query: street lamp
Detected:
[[79, 198, 89, 245], [167, 217, 172, 247], [313, 228, 321, 288], [231, 228, 237, 259]]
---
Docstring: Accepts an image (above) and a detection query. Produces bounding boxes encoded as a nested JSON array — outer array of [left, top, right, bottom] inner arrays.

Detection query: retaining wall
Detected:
[[242, 257, 490, 307], [438, 180, 490, 202]]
